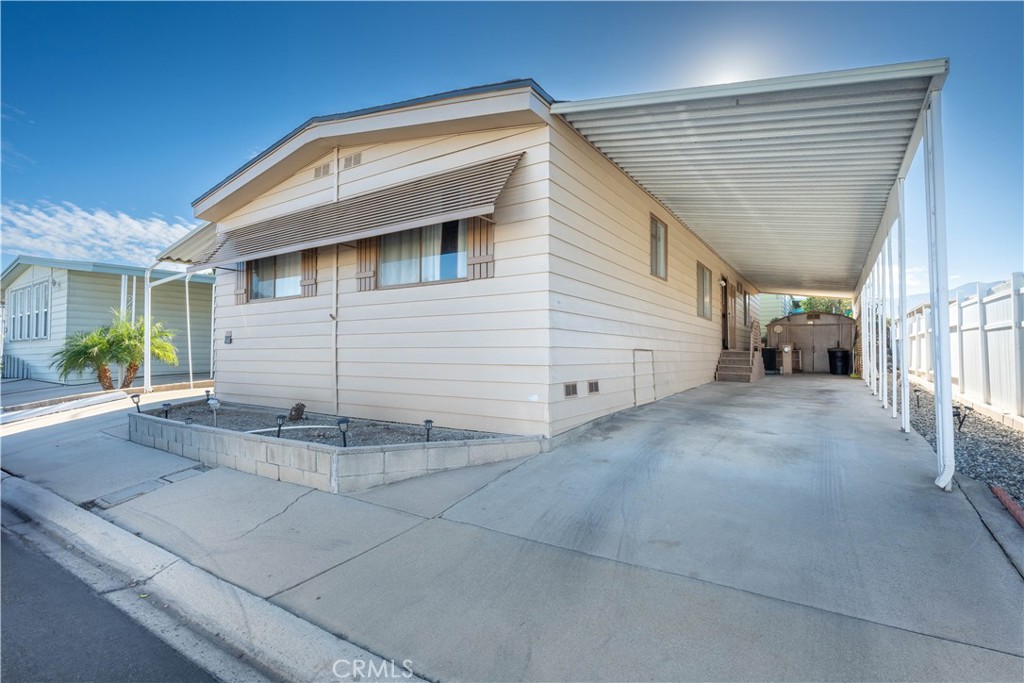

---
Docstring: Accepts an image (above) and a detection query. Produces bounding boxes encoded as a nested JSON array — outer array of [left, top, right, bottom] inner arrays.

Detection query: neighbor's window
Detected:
[[697, 263, 712, 320], [8, 282, 49, 341], [650, 216, 667, 279], [379, 220, 467, 287], [250, 252, 302, 299]]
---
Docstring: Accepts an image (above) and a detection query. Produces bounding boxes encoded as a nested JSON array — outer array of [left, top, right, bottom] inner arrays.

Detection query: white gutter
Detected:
[[551, 59, 949, 114]]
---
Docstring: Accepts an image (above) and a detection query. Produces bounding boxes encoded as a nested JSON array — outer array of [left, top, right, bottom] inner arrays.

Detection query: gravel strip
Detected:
[[146, 401, 506, 448], [888, 373, 1024, 508]]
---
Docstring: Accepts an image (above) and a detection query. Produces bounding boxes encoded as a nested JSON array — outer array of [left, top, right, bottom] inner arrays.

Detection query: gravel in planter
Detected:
[[146, 401, 506, 447], [888, 372, 1024, 508]]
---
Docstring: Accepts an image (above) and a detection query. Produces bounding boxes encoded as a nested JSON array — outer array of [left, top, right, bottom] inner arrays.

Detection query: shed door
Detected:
[[810, 324, 841, 372], [633, 350, 655, 406]]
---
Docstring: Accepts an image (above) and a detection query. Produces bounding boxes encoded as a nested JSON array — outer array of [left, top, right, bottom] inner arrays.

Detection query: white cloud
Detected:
[[1, 200, 194, 267]]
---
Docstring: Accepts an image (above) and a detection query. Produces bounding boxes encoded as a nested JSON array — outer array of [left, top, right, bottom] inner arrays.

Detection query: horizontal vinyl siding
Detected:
[[212, 126, 553, 435], [3, 266, 68, 383], [546, 117, 759, 435], [68, 272, 213, 382], [212, 247, 336, 413]]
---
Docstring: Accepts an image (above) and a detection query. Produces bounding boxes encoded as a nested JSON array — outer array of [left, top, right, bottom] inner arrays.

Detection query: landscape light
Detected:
[[424, 419, 434, 442], [205, 389, 211, 401], [276, 414, 286, 438], [130, 394, 141, 413], [162, 402, 172, 419], [336, 417, 350, 447], [207, 397, 221, 427], [913, 388, 921, 409]]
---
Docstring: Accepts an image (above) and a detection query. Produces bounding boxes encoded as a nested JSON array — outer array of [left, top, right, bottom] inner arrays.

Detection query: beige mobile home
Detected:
[[165, 80, 760, 438], [1, 256, 213, 385], [161, 59, 967, 485]]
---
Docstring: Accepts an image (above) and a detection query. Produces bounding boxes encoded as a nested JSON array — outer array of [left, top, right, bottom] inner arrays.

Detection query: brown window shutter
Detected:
[[234, 262, 248, 305], [356, 238, 378, 291], [300, 249, 317, 297], [466, 215, 495, 280]]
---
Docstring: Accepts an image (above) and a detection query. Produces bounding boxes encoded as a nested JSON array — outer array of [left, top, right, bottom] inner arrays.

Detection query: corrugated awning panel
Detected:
[[157, 222, 217, 265], [194, 153, 523, 269], [552, 61, 947, 295]]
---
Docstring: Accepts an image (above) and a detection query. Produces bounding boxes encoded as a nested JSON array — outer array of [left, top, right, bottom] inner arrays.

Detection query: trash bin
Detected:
[[761, 347, 778, 372], [827, 348, 851, 375]]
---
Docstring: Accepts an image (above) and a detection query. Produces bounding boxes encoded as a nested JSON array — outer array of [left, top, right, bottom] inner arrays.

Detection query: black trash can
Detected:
[[827, 348, 851, 375], [761, 347, 778, 372]]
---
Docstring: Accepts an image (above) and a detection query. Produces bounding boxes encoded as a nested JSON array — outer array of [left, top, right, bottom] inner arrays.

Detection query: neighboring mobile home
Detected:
[[165, 79, 759, 438], [1, 256, 213, 385]]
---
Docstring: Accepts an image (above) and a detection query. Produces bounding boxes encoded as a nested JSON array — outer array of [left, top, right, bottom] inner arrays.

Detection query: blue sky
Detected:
[[2, 1, 1021, 293]]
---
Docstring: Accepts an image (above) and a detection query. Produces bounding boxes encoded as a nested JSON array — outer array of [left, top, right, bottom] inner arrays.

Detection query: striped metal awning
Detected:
[[157, 222, 217, 265], [190, 153, 523, 270], [551, 60, 948, 296]]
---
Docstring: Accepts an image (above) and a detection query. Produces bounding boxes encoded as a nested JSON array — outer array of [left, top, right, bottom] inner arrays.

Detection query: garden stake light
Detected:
[[207, 397, 221, 428], [130, 394, 141, 413], [162, 402, 172, 419], [337, 417, 349, 447], [424, 419, 433, 442], [276, 415, 286, 438]]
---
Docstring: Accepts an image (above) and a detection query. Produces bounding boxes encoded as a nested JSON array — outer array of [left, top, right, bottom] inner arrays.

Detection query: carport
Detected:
[[551, 58, 955, 490]]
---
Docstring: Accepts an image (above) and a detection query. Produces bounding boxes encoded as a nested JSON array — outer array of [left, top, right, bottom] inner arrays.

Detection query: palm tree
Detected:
[[51, 328, 116, 390], [106, 310, 178, 389]]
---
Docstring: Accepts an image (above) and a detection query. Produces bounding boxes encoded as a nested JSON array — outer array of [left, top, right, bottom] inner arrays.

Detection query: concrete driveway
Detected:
[[90, 375, 1023, 681]]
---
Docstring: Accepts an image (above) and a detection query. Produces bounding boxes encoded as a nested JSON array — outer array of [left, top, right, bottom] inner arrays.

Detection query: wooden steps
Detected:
[[715, 349, 765, 383]]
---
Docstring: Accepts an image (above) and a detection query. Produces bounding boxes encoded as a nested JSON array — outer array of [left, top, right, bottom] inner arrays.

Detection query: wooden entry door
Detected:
[[721, 279, 736, 349]]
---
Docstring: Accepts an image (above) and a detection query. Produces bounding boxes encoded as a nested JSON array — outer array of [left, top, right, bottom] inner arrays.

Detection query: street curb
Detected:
[[1, 475, 425, 683], [991, 486, 1024, 529]]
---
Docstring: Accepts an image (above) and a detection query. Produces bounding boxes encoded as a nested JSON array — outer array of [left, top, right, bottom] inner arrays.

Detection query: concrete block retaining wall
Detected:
[[128, 413, 546, 494]]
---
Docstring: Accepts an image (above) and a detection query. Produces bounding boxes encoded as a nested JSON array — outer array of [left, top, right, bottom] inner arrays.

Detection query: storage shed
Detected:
[[765, 313, 856, 374]]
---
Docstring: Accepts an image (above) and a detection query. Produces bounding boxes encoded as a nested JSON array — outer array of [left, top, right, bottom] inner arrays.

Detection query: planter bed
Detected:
[[129, 401, 545, 494]]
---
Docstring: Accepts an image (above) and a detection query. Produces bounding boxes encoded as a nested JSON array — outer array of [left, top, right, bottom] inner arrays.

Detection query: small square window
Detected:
[[564, 382, 579, 398], [313, 162, 332, 179], [588, 380, 600, 394]]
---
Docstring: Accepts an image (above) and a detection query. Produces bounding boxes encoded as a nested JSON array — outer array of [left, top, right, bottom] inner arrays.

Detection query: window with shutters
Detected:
[[356, 215, 494, 292], [697, 263, 713, 320], [239, 250, 316, 302]]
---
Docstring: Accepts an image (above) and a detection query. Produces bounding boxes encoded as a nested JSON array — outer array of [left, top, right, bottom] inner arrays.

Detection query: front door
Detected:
[[721, 277, 730, 349]]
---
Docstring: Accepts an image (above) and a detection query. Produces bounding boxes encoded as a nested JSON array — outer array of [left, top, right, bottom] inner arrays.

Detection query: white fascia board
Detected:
[[552, 58, 949, 114], [194, 88, 545, 222]]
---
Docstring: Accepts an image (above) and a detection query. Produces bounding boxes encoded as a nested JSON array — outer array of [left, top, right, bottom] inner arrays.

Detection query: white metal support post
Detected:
[[880, 245, 889, 410], [144, 267, 153, 392], [897, 177, 910, 433], [868, 270, 876, 393], [886, 235, 897, 418], [976, 282, 990, 404], [185, 274, 194, 389], [923, 92, 955, 491]]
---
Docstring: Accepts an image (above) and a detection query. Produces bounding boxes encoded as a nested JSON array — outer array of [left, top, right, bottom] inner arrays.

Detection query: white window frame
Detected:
[[650, 216, 667, 279], [8, 281, 49, 341], [697, 263, 712, 320]]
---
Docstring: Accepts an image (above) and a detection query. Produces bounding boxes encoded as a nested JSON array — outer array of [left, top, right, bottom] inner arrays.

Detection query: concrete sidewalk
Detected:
[[2, 376, 1022, 681]]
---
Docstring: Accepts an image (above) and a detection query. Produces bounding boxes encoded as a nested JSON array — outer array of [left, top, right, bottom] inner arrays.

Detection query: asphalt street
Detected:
[[1, 527, 216, 683]]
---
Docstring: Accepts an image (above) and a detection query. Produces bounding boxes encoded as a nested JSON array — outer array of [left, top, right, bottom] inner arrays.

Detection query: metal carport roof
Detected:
[[551, 59, 948, 296]]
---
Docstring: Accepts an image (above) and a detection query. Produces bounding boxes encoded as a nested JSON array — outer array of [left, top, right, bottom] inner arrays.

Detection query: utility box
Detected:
[[781, 344, 793, 375]]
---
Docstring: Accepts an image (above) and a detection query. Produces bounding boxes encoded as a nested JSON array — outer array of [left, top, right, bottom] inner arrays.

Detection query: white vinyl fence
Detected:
[[906, 273, 1024, 418]]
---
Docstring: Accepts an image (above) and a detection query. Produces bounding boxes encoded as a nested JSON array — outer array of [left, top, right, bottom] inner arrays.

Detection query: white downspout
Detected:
[[923, 91, 955, 491], [119, 273, 128, 388]]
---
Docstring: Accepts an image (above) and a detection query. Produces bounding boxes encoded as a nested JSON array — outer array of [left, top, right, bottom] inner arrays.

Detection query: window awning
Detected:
[[157, 222, 217, 265], [190, 153, 523, 270]]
